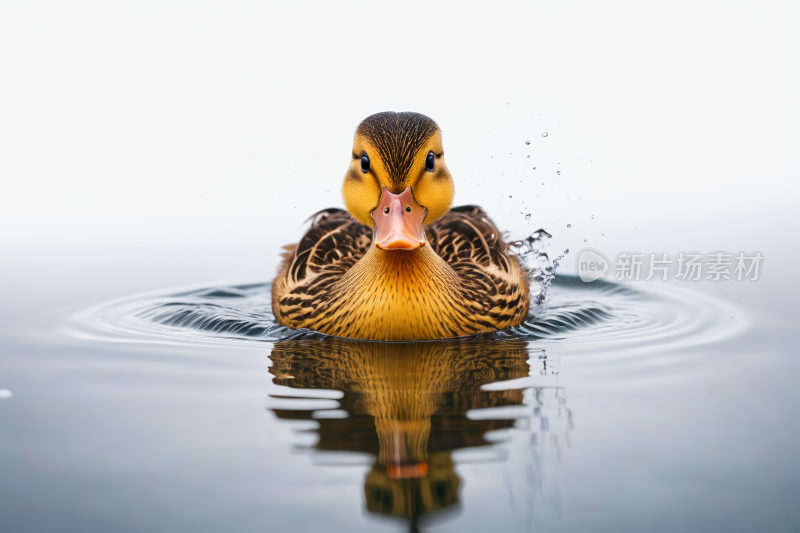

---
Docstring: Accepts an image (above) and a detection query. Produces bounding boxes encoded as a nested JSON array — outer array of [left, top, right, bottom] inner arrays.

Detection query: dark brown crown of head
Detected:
[[357, 112, 440, 192]]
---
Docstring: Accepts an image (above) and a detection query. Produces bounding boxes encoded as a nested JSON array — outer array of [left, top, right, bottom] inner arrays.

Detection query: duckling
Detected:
[[271, 111, 530, 341]]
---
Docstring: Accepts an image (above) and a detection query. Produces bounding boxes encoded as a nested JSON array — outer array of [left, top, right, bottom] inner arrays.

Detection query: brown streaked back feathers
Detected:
[[280, 209, 372, 300]]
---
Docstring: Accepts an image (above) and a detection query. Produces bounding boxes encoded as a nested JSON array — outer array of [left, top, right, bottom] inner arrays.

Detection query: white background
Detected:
[[1, 1, 798, 292]]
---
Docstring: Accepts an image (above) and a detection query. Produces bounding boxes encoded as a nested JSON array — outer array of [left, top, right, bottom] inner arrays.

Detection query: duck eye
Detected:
[[405, 206, 411, 213], [425, 151, 435, 172], [361, 154, 370, 173], [383, 206, 390, 214]]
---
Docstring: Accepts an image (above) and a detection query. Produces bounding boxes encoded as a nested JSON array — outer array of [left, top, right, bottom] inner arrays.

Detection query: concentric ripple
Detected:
[[64, 275, 745, 355]]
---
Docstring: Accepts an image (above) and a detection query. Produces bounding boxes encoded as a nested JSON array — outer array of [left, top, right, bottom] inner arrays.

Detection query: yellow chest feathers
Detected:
[[275, 245, 528, 341]]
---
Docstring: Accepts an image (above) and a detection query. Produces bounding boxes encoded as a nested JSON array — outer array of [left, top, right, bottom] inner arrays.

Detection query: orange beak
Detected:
[[371, 187, 427, 250]]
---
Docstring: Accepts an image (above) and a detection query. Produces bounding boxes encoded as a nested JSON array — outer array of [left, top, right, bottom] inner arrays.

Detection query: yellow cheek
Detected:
[[413, 173, 454, 225], [342, 169, 380, 226]]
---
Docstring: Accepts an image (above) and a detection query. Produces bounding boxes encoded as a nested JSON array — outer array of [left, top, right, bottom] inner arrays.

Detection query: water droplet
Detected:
[[509, 195, 512, 198], [584, 239, 587, 242], [526, 141, 530, 145], [567, 224, 571, 228], [557, 171, 561, 175], [525, 214, 531, 220], [533, 167, 537, 170], [565, 248, 569, 254], [602, 234, 604, 236], [591, 215, 594, 219], [542, 132, 548, 137], [527, 155, 530, 158]]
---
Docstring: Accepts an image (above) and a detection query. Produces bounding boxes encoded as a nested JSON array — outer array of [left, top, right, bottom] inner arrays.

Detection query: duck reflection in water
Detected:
[[268, 338, 535, 530]]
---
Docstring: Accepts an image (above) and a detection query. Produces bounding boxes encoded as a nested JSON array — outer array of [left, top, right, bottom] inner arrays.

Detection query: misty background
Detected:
[[1, 1, 797, 313]]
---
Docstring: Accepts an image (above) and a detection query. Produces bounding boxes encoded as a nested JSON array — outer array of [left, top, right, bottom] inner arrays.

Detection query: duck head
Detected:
[[342, 112, 454, 250]]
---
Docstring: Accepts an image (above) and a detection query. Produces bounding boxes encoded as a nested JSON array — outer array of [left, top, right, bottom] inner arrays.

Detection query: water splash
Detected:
[[510, 229, 565, 316]]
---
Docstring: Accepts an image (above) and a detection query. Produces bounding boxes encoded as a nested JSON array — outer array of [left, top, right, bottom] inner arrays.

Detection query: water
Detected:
[[1, 244, 798, 532], [65, 276, 713, 348]]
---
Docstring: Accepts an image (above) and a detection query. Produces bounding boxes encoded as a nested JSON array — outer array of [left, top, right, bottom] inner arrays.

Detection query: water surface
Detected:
[[1, 270, 797, 532]]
